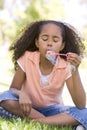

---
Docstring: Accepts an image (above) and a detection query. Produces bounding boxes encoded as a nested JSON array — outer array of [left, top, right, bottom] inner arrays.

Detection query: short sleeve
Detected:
[[17, 52, 27, 72], [65, 63, 72, 80]]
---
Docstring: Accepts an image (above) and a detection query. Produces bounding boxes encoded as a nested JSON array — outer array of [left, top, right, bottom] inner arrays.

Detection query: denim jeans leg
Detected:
[[67, 107, 87, 129]]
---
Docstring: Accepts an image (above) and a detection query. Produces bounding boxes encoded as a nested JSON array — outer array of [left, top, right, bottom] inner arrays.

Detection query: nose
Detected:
[[47, 41, 52, 47]]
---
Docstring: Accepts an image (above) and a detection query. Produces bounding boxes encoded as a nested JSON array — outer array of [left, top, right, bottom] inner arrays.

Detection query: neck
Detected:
[[39, 56, 54, 75]]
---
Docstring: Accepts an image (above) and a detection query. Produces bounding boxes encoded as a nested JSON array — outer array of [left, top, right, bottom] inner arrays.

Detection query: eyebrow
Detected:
[[40, 34, 48, 37], [40, 34, 60, 39], [53, 36, 59, 39]]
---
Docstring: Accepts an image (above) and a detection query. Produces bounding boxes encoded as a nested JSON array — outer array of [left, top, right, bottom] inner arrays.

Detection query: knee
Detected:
[[0, 100, 19, 108]]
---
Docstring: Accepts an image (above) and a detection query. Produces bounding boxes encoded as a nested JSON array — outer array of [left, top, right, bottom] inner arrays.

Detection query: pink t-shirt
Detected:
[[17, 51, 72, 108]]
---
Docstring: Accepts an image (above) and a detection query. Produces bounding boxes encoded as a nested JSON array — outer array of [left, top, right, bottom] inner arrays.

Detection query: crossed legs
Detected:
[[0, 100, 79, 126]]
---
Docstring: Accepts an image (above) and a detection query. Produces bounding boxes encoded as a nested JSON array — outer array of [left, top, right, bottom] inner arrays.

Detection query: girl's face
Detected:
[[35, 23, 64, 58]]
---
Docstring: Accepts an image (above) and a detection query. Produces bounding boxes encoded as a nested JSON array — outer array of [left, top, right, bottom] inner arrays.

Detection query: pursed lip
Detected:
[[46, 49, 54, 52]]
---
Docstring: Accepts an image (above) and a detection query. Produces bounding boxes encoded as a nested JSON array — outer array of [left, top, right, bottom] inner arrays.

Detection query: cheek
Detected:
[[54, 43, 64, 52], [39, 40, 47, 48], [55, 42, 63, 48], [39, 39, 46, 44]]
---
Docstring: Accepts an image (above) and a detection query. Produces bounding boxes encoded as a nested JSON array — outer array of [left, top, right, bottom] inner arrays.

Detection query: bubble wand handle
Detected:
[[56, 53, 68, 57]]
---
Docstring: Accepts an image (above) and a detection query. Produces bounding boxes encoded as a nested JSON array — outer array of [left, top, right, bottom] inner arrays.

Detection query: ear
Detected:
[[60, 43, 65, 51], [35, 39, 39, 48]]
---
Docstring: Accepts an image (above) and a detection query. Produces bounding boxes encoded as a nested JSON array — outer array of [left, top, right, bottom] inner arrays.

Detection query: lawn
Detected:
[[0, 117, 72, 130]]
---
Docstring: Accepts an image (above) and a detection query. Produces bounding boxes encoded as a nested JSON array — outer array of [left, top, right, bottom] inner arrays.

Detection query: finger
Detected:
[[19, 104, 25, 117], [67, 53, 81, 62], [20, 103, 32, 117], [24, 104, 32, 116], [67, 55, 81, 67], [68, 59, 81, 68], [71, 58, 81, 65]]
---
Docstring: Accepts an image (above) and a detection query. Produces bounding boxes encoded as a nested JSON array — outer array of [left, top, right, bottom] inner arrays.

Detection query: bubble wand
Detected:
[[46, 50, 68, 64], [46, 50, 76, 72]]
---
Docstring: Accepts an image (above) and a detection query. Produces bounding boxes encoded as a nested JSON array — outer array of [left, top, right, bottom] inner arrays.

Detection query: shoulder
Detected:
[[17, 51, 40, 72], [22, 51, 39, 59], [19, 51, 40, 65]]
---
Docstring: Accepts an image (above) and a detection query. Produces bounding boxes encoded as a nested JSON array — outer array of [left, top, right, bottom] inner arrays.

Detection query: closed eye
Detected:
[[40, 35, 48, 41], [53, 36, 60, 42], [40, 35, 60, 42]]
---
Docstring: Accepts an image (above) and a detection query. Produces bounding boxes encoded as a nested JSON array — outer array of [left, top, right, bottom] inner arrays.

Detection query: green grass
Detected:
[[0, 118, 72, 130]]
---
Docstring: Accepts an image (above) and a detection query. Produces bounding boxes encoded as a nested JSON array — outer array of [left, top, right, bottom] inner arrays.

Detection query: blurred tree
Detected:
[[79, 0, 87, 54], [14, 0, 65, 41], [0, 0, 65, 45], [0, 0, 4, 9], [82, 26, 87, 55]]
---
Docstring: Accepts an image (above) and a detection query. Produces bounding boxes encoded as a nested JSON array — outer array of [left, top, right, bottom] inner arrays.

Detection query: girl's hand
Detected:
[[67, 52, 81, 69], [19, 90, 32, 117]]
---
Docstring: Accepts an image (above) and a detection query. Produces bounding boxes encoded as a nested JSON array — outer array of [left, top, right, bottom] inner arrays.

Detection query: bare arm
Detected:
[[9, 66, 45, 118], [66, 70, 86, 108], [9, 66, 26, 94], [9, 67, 32, 116], [66, 53, 86, 108]]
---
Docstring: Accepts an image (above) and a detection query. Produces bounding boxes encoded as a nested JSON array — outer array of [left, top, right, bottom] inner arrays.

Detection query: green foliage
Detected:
[[0, 0, 87, 47], [83, 40, 87, 55], [0, 0, 65, 45], [0, 0, 4, 9], [0, 118, 72, 130], [83, 28, 87, 55]]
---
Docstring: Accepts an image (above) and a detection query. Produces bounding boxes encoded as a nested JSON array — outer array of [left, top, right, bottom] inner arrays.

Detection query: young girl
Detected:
[[0, 20, 87, 129]]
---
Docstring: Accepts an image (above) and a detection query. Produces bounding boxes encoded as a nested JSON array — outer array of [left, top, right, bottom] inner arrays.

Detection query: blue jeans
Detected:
[[0, 90, 87, 129]]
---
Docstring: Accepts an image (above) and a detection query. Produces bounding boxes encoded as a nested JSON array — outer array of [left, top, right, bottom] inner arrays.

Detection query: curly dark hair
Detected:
[[9, 20, 85, 70]]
